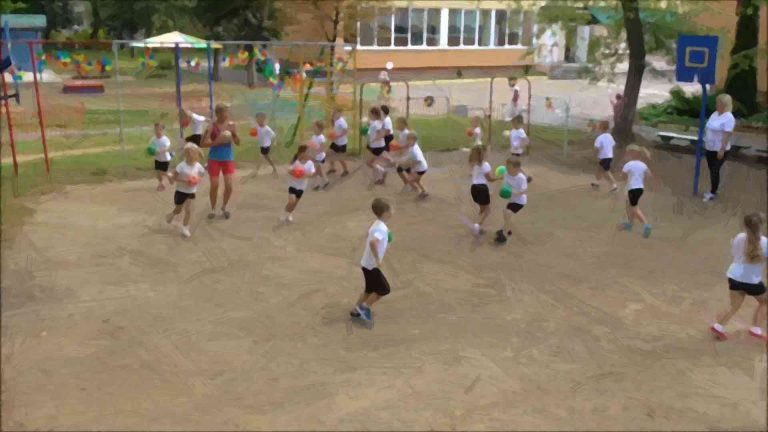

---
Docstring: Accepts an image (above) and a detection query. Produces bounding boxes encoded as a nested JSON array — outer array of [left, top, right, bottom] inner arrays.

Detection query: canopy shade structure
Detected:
[[129, 31, 222, 49]]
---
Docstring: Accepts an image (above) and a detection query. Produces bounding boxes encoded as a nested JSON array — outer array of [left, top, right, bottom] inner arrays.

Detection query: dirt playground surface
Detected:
[[2, 145, 767, 430]]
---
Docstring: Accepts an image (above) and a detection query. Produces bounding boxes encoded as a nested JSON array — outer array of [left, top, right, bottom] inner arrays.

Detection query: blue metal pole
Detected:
[[174, 43, 184, 143], [206, 41, 215, 119], [693, 82, 707, 196]]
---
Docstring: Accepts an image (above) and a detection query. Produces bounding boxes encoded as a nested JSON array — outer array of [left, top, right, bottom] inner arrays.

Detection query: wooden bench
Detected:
[[657, 131, 752, 154]]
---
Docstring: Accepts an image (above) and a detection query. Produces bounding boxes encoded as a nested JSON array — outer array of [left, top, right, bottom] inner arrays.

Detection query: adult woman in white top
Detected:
[[711, 213, 768, 341], [702, 94, 736, 202]]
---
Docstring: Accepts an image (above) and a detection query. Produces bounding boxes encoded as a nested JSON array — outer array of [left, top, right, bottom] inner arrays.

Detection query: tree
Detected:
[[88, 0, 102, 39], [12, 0, 75, 38], [613, 0, 645, 144], [724, 0, 760, 116]]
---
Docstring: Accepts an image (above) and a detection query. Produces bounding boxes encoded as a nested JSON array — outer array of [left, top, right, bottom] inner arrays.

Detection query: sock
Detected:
[[750, 326, 763, 335], [361, 303, 370, 309], [713, 323, 725, 332]]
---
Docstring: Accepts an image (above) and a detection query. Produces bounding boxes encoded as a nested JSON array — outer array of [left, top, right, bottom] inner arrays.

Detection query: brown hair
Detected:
[[255, 112, 266, 121], [369, 106, 382, 120], [744, 213, 765, 263], [380, 105, 390, 116], [506, 158, 522, 169], [512, 114, 524, 125], [371, 198, 391, 217], [396, 117, 408, 128], [598, 120, 610, 131], [469, 145, 485, 165], [154, 122, 165, 129], [292, 144, 308, 163], [314, 120, 324, 130]]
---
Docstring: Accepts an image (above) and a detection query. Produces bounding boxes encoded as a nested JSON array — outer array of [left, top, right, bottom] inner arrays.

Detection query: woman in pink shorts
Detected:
[[201, 104, 240, 219]]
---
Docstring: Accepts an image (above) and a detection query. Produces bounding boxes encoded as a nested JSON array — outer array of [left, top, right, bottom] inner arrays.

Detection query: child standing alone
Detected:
[[620, 144, 653, 238], [591, 120, 618, 192], [254, 112, 278, 176], [351, 198, 393, 325], [151, 123, 173, 192], [166, 143, 206, 238]]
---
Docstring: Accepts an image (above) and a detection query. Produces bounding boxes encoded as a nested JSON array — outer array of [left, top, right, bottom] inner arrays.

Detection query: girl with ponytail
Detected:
[[282, 144, 316, 223]]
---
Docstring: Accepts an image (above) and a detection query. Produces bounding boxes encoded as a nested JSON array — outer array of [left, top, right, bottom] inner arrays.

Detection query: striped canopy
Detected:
[[129, 31, 222, 49]]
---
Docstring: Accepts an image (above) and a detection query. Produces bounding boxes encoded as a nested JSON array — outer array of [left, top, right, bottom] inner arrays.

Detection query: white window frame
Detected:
[[356, 7, 532, 50]]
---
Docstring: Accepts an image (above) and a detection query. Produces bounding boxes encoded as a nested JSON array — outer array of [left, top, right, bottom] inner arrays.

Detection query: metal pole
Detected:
[[28, 42, 50, 175], [489, 77, 495, 147], [693, 82, 707, 196], [1, 45, 19, 178], [113, 41, 126, 151], [174, 43, 184, 143], [358, 82, 366, 155], [563, 98, 570, 157], [404, 80, 410, 118], [206, 41, 215, 119]]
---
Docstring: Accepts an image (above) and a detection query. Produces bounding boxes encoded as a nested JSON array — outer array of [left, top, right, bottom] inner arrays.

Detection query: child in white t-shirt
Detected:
[[711, 213, 768, 341], [389, 132, 429, 199], [166, 143, 206, 238], [182, 108, 207, 146], [620, 144, 653, 238], [393, 117, 411, 189], [495, 158, 528, 244], [468, 145, 500, 235], [350, 198, 393, 325], [590, 120, 618, 192], [509, 114, 533, 183], [366, 107, 388, 185], [282, 144, 317, 223], [469, 116, 483, 147], [255, 112, 277, 176], [151, 123, 173, 192], [327, 108, 350, 176], [311, 120, 330, 190]]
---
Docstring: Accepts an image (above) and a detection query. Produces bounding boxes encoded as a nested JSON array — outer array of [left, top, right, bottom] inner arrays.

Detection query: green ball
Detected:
[[495, 165, 507, 177], [146, 146, 157, 156], [387, 231, 393, 243], [499, 184, 513, 199], [360, 125, 370, 135]]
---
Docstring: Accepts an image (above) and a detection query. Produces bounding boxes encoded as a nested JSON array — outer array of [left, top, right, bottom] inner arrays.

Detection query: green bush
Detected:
[[157, 58, 174, 71], [639, 86, 719, 126]]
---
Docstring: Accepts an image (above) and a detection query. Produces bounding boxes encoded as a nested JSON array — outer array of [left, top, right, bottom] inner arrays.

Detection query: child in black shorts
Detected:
[[351, 198, 393, 325]]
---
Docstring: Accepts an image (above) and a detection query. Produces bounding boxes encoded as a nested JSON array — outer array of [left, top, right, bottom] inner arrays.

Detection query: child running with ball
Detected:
[[311, 120, 330, 190], [350, 197, 393, 325], [282, 144, 316, 223], [509, 114, 533, 183], [495, 159, 528, 244], [389, 132, 429, 199], [166, 143, 206, 238], [469, 116, 483, 147]]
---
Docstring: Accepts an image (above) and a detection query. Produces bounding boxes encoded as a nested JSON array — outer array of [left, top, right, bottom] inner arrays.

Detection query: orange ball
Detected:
[[181, 117, 191, 128], [327, 130, 338, 140], [308, 139, 320, 150], [249, 127, 259, 137], [187, 175, 200, 186], [466, 128, 474, 137], [389, 140, 401, 152], [291, 166, 306, 179]]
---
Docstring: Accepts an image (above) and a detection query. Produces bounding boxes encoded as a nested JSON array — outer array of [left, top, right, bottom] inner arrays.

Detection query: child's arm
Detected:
[[229, 122, 241, 145], [200, 127, 212, 148], [369, 237, 383, 267]]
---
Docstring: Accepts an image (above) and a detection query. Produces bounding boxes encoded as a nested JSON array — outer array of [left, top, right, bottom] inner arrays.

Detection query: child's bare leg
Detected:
[[364, 293, 381, 307], [717, 291, 747, 326], [625, 201, 634, 223], [264, 154, 277, 172], [633, 207, 648, 225], [167, 204, 183, 223], [356, 292, 371, 306], [478, 205, 490, 225], [605, 171, 617, 187], [412, 175, 427, 195], [339, 158, 349, 174], [753, 294, 767, 329], [396, 168, 408, 185], [284, 195, 298, 213], [503, 208, 513, 233], [182, 199, 193, 226]]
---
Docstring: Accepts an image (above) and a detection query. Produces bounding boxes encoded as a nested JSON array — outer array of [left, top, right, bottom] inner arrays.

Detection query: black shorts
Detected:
[[288, 186, 304, 199], [416, 170, 427, 176], [330, 142, 347, 153], [368, 146, 386, 156], [154, 160, 170, 172], [362, 267, 391, 296], [511, 153, 523, 157], [506, 203, 525, 213], [471, 184, 491, 206], [260, 146, 271, 156], [728, 278, 767, 296], [627, 188, 644, 206], [384, 134, 394, 150], [174, 190, 195, 205], [185, 134, 202, 145], [599, 158, 612, 171]]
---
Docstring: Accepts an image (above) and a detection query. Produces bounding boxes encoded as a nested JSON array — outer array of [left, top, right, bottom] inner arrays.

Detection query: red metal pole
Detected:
[[0, 44, 19, 178], [28, 42, 50, 175]]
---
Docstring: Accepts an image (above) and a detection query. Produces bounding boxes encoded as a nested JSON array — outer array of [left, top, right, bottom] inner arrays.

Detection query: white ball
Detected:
[[502, 130, 511, 137], [385, 61, 394, 70]]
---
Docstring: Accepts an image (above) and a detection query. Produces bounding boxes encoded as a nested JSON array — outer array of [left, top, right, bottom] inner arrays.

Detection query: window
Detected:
[[426, 9, 441, 47], [478, 10, 492, 47], [462, 10, 477, 46], [494, 10, 507, 46], [448, 9, 462, 47], [394, 8, 409, 47], [376, 8, 392, 47], [507, 10, 522, 45], [359, 7, 375, 46], [410, 8, 425, 46]]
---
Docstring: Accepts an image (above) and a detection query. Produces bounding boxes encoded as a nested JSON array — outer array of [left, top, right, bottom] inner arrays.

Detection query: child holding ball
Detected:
[[350, 197, 393, 324], [591, 120, 618, 192], [394, 117, 411, 189], [469, 116, 483, 147], [389, 132, 429, 199], [166, 143, 206, 238], [327, 108, 350, 177], [469, 146, 500, 235], [254, 112, 277, 176], [495, 159, 528, 244], [311, 120, 330, 191], [282, 144, 316, 223], [366, 107, 388, 185], [620, 144, 653, 238], [151, 123, 173, 192]]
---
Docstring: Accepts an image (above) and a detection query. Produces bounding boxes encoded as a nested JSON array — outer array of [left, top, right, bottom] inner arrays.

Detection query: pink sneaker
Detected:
[[710, 325, 728, 340], [749, 328, 767, 341]]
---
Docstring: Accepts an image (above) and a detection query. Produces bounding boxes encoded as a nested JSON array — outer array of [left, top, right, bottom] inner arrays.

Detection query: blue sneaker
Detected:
[[356, 305, 372, 322], [621, 222, 633, 231], [643, 224, 652, 238]]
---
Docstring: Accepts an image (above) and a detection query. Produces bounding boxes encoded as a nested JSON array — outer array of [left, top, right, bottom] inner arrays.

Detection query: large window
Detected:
[[358, 7, 534, 49], [448, 9, 462, 47], [462, 10, 477, 46], [394, 8, 409, 47]]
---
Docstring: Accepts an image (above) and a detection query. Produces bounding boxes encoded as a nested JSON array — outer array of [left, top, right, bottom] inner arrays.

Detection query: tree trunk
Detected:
[[245, 44, 255, 88], [725, 0, 759, 116], [213, 48, 222, 82], [613, 0, 646, 145], [89, 0, 102, 39]]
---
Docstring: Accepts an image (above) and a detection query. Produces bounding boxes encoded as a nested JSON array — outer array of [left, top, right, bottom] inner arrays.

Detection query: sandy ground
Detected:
[[2, 144, 767, 430]]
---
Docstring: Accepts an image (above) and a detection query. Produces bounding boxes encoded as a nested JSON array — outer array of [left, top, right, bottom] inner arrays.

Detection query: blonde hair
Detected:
[[716, 94, 733, 113], [744, 213, 765, 264], [626, 144, 651, 160], [598, 120, 610, 132], [214, 103, 229, 118], [469, 145, 485, 165], [395, 117, 408, 129], [183, 142, 203, 160], [405, 132, 418, 142], [506, 158, 522, 169]]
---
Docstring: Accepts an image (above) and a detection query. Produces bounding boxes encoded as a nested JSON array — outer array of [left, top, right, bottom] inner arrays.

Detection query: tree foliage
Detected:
[[724, 0, 760, 116]]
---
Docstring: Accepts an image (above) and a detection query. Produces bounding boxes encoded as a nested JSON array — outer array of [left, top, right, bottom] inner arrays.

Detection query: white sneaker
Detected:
[[288, 214, 294, 223], [471, 223, 481, 235], [180, 226, 191, 238], [702, 192, 716, 202]]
